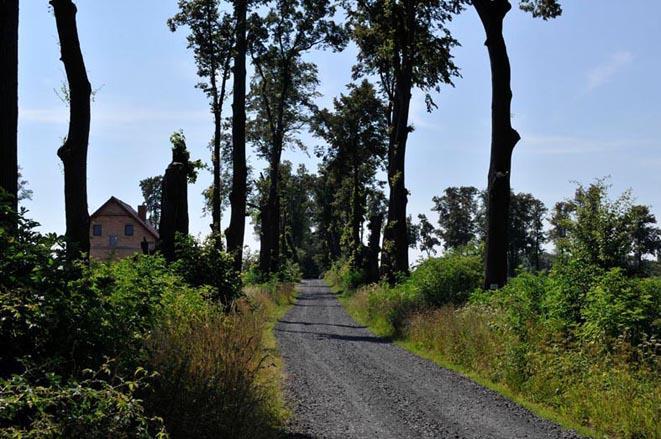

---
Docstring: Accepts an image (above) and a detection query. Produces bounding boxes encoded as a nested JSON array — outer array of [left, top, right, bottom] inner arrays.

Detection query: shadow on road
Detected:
[[275, 327, 392, 344], [279, 319, 366, 329]]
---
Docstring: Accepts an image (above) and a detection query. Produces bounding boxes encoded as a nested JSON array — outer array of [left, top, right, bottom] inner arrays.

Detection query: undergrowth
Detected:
[[332, 253, 661, 439]]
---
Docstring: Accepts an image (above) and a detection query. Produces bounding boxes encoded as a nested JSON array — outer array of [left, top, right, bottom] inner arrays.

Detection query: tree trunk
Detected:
[[474, 0, 521, 289], [0, 0, 18, 227], [259, 148, 282, 274], [364, 211, 383, 284], [381, 6, 414, 282], [51, 0, 91, 259], [159, 154, 189, 262], [350, 162, 362, 267], [226, 0, 248, 271], [210, 74, 222, 236]]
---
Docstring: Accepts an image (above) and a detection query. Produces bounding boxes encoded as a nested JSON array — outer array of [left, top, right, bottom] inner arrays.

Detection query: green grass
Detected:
[[245, 282, 299, 427]]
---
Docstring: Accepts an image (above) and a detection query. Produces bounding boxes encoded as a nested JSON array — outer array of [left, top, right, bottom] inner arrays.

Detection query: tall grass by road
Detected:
[[330, 255, 660, 439]]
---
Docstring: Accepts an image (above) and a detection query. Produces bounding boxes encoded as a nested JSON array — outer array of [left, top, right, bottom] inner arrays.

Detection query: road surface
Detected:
[[275, 279, 580, 439]]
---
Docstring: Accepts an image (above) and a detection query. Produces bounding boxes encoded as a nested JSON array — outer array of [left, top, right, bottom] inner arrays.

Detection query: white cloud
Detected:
[[586, 51, 634, 91]]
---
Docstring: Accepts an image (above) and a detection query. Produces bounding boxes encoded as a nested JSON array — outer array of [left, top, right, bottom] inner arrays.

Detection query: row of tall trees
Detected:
[[1, 0, 567, 289]]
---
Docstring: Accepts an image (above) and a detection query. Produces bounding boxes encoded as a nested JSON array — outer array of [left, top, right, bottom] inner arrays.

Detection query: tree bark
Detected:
[[159, 150, 189, 262], [226, 0, 248, 271], [473, 0, 521, 289], [51, 0, 91, 259], [364, 210, 383, 284], [259, 146, 282, 274], [210, 72, 222, 236], [0, 0, 18, 226], [350, 160, 363, 267], [381, 2, 414, 282]]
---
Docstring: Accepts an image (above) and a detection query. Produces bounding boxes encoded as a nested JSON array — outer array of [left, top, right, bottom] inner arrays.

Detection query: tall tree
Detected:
[[432, 186, 480, 250], [51, 0, 91, 259], [0, 0, 18, 226], [248, 0, 346, 274], [471, 0, 561, 288], [348, 0, 461, 281], [312, 80, 388, 269], [507, 191, 546, 274], [139, 175, 163, 228], [168, 0, 234, 237], [226, 0, 249, 270]]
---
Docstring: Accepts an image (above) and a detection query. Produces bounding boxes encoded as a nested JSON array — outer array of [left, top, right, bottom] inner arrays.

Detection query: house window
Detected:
[[92, 224, 102, 236], [124, 224, 134, 236], [109, 235, 118, 248]]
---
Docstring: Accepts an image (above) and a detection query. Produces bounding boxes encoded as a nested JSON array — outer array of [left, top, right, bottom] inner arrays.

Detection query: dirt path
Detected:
[[275, 279, 580, 439]]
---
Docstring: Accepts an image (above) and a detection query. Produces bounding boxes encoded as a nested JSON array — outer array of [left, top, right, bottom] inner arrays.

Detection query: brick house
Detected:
[[89, 196, 159, 260]]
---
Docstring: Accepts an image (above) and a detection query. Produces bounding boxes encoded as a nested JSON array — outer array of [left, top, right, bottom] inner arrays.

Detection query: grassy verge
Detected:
[[334, 281, 659, 439], [244, 281, 299, 426]]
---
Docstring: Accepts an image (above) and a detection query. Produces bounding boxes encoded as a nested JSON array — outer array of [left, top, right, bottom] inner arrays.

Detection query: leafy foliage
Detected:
[[550, 180, 661, 273], [172, 233, 242, 306], [139, 175, 163, 228], [0, 368, 166, 438], [432, 186, 480, 250]]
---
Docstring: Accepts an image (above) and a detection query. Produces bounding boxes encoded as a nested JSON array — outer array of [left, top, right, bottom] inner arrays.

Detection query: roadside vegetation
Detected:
[[0, 205, 299, 438], [329, 182, 661, 439]]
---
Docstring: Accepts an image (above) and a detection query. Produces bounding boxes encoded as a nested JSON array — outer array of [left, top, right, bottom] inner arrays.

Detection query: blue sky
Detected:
[[18, 1, 661, 257]]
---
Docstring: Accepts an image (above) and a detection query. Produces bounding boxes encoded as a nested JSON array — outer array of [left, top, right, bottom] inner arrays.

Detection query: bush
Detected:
[[172, 233, 242, 305], [242, 257, 302, 286], [0, 368, 166, 438], [409, 253, 482, 307], [581, 270, 660, 345], [325, 260, 365, 293]]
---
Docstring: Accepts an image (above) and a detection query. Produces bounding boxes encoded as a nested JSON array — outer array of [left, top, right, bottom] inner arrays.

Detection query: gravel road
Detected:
[[275, 279, 581, 439]]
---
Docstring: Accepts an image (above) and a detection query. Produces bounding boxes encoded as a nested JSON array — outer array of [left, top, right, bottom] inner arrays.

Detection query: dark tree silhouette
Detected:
[[472, 0, 561, 288], [158, 132, 199, 262], [348, 0, 460, 281], [0, 0, 18, 227], [248, 0, 346, 275], [51, 0, 91, 259], [226, 0, 248, 271], [168, 0, 234, 238]]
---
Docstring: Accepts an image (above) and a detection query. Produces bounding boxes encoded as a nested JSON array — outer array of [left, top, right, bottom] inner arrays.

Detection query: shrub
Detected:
[[242, 258, 302, 286], [0, 368, 166, 438], [409, 253, 482, 307], [581, 270, 660, 345], [172, 233, 242, 305], [543, 258, 604, 330], [276, 259, 303, 283], [325, 260, 365, 293]]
